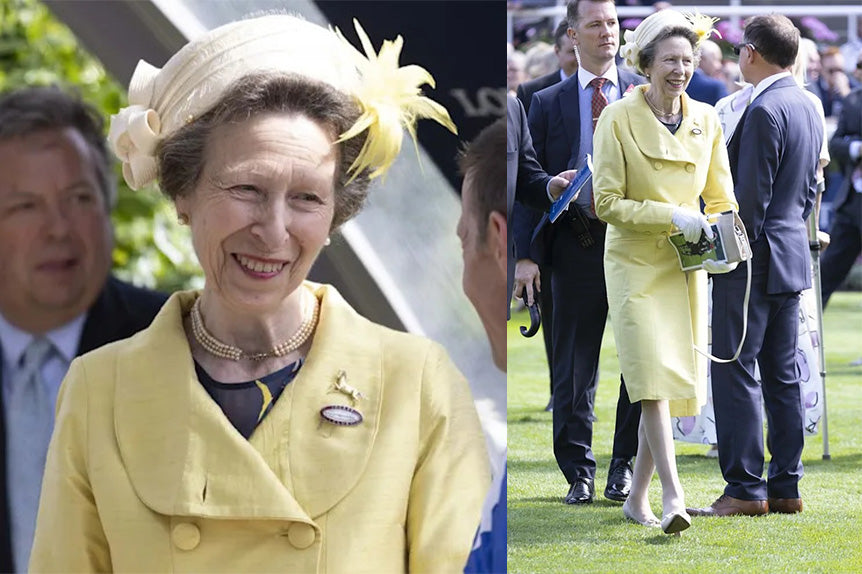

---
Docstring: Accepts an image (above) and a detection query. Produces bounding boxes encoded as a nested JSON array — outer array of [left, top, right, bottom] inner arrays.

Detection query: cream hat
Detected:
[[108, 14, 455, 190], [619, 10, 719, 74]]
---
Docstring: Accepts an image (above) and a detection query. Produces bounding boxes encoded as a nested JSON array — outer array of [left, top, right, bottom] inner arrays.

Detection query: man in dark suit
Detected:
[[519, 0, 644, 505], [821, 86, 862, 307], [0, 86, 167, 572], [506, 94, 574, 318], [690, 15, 821, 518], [517, 19, 579, 117], [513, 18, 577, 409]]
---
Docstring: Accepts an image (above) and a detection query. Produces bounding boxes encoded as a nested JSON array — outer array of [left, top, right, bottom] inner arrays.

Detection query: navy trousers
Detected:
[[711, 265, 805, 500], [549, 220, 640, 483]]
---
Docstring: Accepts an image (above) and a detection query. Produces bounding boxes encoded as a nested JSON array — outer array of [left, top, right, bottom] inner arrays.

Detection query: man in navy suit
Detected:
[[821, 86, 862, 307], [0, 87, 167, 571], [517, 0, 644, 505], [690, 14, 821, 518]]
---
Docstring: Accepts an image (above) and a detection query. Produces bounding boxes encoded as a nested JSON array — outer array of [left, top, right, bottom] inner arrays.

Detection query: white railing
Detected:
[[508, 4, 862, 44]]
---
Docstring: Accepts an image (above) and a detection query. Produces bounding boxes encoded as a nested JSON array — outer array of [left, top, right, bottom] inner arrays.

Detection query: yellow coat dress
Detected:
[[593, 85, 738, 416], [29, 284, 489, 573]]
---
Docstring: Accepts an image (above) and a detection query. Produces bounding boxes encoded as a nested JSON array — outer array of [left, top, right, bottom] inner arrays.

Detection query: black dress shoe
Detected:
[[604, 458, 633, 502], [565, 478, 595, 504]]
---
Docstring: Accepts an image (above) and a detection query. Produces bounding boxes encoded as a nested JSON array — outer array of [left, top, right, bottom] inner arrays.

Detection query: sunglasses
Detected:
[[733, 43, 756, 56]]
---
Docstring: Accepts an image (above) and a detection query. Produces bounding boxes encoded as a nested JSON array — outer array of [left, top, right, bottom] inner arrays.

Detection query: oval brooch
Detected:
[[320, 405, 363, 426], [691, 127, 702, 135]]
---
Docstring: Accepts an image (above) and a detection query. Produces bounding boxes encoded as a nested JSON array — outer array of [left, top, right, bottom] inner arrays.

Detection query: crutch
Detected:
[[808, 193, 830, 460]]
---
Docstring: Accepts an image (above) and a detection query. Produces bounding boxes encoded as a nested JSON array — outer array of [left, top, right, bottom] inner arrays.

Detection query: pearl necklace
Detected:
[[190, 288, 319, 361], [644, 91, 681, 123]]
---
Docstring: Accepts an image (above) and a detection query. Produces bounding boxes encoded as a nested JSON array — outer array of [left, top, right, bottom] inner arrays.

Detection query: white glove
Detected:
[[702, 259, 738, 274], [672, 207, 713, 243]]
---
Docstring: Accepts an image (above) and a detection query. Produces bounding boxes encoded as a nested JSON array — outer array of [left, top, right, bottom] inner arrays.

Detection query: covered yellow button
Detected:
[[171, 523, 200, 551], [287, 522, 316, 549]]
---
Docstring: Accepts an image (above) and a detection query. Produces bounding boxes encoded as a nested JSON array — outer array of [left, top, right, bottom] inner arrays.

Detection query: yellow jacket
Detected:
[[593, 86, 737, 415], [30, 284, 489, 573], [594, 86, 736, 233]]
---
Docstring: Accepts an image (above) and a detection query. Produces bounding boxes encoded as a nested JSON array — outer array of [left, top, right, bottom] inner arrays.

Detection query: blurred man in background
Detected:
[[822, 85, 862, 309], [518, 19, 579, 116], [0, 86, 166, 572], [686, 39, 728, 105]]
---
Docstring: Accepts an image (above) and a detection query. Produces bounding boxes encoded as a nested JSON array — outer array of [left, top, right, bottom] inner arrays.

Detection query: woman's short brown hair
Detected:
[[156, 73, 371, 230], [638, 27, 701, 74]]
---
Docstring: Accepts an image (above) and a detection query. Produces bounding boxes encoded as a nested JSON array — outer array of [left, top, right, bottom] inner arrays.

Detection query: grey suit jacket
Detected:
[[506, 94, 551, 311]]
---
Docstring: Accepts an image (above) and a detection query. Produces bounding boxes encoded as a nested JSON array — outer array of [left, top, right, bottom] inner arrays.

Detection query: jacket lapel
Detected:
[[115, 291, 313, 522], [114, 284, 383, 521], [558, 76, 582, 166], [627, 86, 705, 163], [278, 284, 383, 518]]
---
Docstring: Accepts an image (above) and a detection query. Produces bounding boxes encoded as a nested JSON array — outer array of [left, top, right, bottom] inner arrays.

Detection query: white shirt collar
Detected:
[[0, 311, 87, 366], [578, 65, 618, 89], [751, 71, 792, 102]]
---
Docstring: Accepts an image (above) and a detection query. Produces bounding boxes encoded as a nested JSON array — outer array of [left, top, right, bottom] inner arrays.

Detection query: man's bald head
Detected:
[[699, 39, 724, 78]]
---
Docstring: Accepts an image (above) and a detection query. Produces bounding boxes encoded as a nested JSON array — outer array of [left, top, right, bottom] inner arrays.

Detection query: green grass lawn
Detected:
[[508, 291, 862, 574]]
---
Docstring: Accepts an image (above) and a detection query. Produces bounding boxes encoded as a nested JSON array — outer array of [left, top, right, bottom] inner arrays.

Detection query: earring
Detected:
[[177, 213, 189, 225], [324, 237, 331, 246]]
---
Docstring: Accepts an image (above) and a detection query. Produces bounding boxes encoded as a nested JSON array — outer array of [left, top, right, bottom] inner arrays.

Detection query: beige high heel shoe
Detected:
[[661, 511, 691, 535], [622, 500, 660, 528]]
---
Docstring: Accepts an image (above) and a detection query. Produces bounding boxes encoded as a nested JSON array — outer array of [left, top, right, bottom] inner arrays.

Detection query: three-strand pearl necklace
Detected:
[[190, 288, 319, 361]]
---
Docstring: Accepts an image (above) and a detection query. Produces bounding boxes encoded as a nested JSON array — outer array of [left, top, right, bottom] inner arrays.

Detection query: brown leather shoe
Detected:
[[687, 494, 768, 517], [768, 498, 803, 514]]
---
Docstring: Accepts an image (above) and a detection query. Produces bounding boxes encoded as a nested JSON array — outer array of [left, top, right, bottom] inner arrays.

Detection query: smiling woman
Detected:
[[28, 13, 489, 574], [594, 9, 737, 535], [171, 100, 340, 317]]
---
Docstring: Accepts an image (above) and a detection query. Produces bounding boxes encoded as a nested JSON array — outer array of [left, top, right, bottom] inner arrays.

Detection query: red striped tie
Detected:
[[589, 77, 608, 217], [589, 77, 608, 133]]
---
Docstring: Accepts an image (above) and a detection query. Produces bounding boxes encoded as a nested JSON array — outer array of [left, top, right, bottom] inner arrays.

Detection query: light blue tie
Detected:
[[6, 337, 54, 572]]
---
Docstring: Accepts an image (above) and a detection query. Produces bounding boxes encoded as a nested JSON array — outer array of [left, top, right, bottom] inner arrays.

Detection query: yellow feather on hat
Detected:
[[684, 12, 721, 46], [335, 19, 457, 182]]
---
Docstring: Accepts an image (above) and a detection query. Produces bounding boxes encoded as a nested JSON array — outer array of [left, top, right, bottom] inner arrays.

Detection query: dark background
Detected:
[[317, 1, 506, 191]]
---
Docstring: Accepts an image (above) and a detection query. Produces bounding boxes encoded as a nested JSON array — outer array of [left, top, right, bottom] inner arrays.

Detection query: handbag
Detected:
[[711, 210, 752, 265], [668, 210, 751, 271]]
